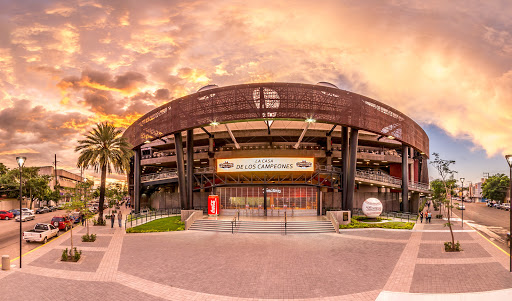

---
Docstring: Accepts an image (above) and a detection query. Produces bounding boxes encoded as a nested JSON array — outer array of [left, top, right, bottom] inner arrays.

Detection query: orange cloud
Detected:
[[0, 148, 39, 155]]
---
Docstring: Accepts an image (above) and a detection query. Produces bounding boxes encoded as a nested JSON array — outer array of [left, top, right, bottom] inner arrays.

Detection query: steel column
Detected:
[[263, 186, 267, 216], [402, 144, 409, 212], [134, 148, 141, 213], [186, 129, 194, 209], [175, 132, 188, 210], [341, 126, 349, 210], [346, 129, 359, 211], [317, 187, 321, 215]]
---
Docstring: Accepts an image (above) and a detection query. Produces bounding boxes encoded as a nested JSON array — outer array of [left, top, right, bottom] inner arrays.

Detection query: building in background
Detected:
[[468, 180, 484, 203], [38, 166, 85, 200]]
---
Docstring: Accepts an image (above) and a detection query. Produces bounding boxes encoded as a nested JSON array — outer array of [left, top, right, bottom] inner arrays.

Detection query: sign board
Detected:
[[362, 198, 383, 218], [208, 195, 219, 216], [216, 157, 314, 172]]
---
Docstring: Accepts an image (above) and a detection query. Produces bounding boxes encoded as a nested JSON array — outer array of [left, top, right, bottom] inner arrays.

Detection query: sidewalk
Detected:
[[0, 207, 511, 300]]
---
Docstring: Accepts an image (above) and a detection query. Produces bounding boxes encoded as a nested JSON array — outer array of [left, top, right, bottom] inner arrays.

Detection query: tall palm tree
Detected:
[[75, 122, 133, 222]]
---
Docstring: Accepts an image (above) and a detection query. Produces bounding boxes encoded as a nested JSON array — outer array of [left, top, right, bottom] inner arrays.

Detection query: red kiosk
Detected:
[[208, 195, 219, 216]]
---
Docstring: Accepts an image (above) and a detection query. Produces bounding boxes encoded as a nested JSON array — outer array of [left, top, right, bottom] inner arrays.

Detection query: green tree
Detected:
[[0, 162, 8, 175], [430, 153, 459, 251], [75, 122, 133, 223], [482, 174, 509, 202]]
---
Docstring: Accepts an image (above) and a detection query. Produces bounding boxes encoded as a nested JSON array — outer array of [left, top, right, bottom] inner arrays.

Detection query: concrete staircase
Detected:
[[188, 219, 336, 234]]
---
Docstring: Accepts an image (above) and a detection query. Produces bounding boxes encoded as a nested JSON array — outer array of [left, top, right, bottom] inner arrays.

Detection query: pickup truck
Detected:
[[23, 223, 59, 243]]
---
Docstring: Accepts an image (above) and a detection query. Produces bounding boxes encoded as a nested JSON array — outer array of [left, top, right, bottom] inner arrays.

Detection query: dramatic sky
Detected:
[[0, 0, 511, 183]]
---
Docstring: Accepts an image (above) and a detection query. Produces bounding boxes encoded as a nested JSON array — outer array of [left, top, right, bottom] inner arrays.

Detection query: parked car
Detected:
[[0, 210, 14, 220], [57, 204, 65, 210], [50, 216, 73, 231], [8, 209, 20, 217], [493, 203, 501, 209], [487, 201, 495, 207], [21, 208, 34, 214], [457, 205, 465, 210], [23, 223, 59, 243], [16, 212, 35, 222], [500, 203, 510, 211], [48, 206, 57, 212], [35, 207, 50, 214]]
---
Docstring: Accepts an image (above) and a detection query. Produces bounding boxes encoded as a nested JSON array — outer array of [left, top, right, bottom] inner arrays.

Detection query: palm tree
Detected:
[[75, 122, 133, 223]]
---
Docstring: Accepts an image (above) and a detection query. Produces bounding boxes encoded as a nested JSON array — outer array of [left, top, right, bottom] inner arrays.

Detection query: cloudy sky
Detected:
[[1, 0, 511, 183]]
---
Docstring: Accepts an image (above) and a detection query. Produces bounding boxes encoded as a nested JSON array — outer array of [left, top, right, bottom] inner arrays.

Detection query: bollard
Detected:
[[2, 255, 10, 270]]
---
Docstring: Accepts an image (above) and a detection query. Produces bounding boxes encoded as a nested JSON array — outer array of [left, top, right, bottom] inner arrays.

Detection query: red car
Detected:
[[50, 216, 73, 231], [0, 210, 14, 220]]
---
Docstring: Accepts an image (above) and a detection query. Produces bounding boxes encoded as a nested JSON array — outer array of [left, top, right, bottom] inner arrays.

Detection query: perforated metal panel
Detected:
[[123, 83, 429, 156]]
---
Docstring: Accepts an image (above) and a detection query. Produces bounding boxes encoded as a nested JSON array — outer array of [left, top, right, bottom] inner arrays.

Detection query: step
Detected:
[[189, 219, 336, 234]]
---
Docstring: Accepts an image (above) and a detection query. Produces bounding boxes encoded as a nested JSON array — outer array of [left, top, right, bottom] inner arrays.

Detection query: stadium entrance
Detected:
[[217, 186, 317, 216]]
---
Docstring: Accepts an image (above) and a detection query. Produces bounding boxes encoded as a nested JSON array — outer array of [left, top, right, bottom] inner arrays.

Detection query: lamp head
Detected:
[[506, 155, 512, 167], [460, 177, 465, 183], [16, 156, 26, 168]]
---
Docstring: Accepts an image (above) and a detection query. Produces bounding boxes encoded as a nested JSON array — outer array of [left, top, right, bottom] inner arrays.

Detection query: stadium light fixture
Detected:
[[305, 118, 316, 123], [210, 121, 220, 126]]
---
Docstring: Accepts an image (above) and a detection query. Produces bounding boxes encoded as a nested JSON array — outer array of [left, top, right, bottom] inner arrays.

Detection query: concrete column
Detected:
[[341, 127, 349, 210], [134, 148, 141, 213], [346, 129, 359, 211], [263, 187, 267, 216], [402, 144, 409, 212], [326, 135, 332, 166], [175, 132, 188, 210], [411, 192, 420, 213], [186, 129, 194, 210]]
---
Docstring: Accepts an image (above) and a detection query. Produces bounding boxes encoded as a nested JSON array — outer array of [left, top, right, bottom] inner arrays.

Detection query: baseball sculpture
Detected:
[[362, 198, 383, 218]]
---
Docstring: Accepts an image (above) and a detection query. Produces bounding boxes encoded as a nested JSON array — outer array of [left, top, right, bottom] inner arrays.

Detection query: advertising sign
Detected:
[[208, 195, 219, 215], [217, 157, 314, 172]]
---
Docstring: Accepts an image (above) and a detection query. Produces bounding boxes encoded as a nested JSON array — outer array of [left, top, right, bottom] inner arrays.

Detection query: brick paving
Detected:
[[0, 209, 511, 300]]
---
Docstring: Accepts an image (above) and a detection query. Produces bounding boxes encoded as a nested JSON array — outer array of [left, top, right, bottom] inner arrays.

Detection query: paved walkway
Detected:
[[1, 209, 511, 300]]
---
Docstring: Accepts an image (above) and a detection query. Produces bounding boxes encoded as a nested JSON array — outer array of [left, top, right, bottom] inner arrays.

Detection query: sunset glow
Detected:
[[1, 0, 511, 181]]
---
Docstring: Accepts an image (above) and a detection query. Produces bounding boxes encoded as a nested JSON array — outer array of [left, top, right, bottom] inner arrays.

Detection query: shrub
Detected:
[[444, 241, 462, 252], [73, 247, 82, 261], [93, 218, 106, 226], [436, 214, 443, 219], [339, 217, 414, 230], [61, 248, 68, 261], [81, 233, 97, 242]]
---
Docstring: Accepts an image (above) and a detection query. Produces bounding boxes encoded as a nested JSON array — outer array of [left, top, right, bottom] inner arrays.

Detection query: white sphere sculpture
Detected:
[[362, 198, 383, 218]]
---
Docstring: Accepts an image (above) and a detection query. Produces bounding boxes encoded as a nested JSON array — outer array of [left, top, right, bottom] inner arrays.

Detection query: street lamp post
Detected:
[[460, 177, 465, 228], [16, 156, 26, 268], [505, 155, 512, 273]]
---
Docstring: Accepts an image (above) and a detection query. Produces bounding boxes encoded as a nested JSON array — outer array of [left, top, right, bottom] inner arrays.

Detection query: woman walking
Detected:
[[420, 211, 424, 223]]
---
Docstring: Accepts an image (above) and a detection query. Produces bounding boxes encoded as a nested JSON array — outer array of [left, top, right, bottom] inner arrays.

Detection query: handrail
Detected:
[[284, 211, 287, 235], [231, 216, 236, 234], [326, 211, 339, 234]]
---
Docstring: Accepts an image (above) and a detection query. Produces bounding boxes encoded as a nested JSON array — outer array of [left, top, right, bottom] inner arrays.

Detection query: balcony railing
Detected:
[[356, 169, 402, 186], [141, 170, 178, 183]]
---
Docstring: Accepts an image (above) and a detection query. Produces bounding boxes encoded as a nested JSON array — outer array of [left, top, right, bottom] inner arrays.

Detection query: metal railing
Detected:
[[284, 211, 287, 235], [355, 169, 401, 186], [125, 208, 181, 229], [231, 216, 237, 234], [141, 170, 178, 183]]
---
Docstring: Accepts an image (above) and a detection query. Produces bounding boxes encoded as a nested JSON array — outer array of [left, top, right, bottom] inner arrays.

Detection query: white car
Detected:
[[16, 212, 35, 222], [458, 205, 465, 210], [21, 208, 34, 215], [23, 223, 59, 243]]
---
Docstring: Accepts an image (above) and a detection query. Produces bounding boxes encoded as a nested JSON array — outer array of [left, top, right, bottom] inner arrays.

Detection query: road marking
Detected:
[[10, 226, 75, 263], [466, 223, 510, 256]]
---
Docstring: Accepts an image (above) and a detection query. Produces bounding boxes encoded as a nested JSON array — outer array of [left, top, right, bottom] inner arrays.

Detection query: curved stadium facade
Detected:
[[123, 82, 430, 216]]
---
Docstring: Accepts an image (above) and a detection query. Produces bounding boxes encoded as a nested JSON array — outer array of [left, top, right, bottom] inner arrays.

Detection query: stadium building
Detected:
[[123, 82, 430, 216]]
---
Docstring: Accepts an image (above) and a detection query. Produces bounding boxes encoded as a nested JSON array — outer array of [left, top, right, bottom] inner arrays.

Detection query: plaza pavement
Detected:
[[1, 208, 511, 300]]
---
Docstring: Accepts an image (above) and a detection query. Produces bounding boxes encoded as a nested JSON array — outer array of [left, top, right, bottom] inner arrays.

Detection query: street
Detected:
[[453, 202, 511, 251], [0, 209, 68, 261]]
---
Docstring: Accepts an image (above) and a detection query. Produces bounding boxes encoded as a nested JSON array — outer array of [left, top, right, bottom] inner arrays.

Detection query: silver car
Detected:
[[16, 212, 35, 222]]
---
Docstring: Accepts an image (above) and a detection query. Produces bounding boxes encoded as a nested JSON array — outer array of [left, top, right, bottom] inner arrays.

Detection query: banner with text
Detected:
[[216, 157, 315, 172]]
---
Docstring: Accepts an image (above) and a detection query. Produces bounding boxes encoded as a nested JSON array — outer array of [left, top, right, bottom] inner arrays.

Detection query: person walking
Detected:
[[118, 211, 123, 228], [427, 211, 432, 223], [110, 212, 115, 228], [81, 212, 85, 226], [420, 211, 424, 223]]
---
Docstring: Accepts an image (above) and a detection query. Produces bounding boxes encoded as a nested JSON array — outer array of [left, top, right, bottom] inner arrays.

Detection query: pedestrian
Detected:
[[118, 211, 123, 228], [427, 201, 430, 210], [81, 213, 85, 226], [420, 211, 423, 223], [110, 212, 115, 228], [427, 211, 432, 223]]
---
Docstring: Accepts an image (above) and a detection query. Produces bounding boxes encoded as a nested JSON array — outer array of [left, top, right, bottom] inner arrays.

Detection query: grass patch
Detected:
[[126, 216, 184, 233], [340, 218, 414, 230]]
